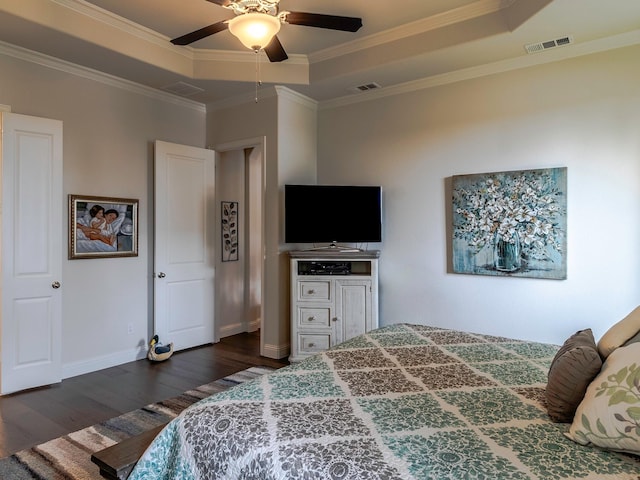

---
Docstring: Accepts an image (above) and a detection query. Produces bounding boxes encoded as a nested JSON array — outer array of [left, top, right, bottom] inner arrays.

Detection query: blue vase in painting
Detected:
[[494, 231, 521, 272]]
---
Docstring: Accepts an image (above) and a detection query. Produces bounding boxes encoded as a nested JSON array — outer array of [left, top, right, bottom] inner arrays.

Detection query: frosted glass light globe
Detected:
[[228, 13, 281, 50]]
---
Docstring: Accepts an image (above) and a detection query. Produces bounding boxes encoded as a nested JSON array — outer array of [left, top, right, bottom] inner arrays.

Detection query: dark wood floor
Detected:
[[0, 331, 288, 458]]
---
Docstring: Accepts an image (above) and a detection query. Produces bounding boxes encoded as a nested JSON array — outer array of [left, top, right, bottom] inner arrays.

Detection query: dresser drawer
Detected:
[[298, 307, 331, 328], [298, 281, 331, 301], [298, 334, 331, 354]]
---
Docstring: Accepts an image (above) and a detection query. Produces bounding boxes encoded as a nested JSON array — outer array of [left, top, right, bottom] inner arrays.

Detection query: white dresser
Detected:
[[289, 250, 380, 362]]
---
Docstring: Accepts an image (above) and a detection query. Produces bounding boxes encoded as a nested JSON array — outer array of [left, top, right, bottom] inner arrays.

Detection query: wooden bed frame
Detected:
[[91, 423, 166, 480]]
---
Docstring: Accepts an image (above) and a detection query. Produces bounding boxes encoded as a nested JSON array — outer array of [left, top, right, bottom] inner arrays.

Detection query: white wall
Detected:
[[0, 49, 206, 377], [318, 45, 640, 345]]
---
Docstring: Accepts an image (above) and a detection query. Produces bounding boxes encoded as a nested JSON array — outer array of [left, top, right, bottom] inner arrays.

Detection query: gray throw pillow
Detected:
[[545, 328, 602, 423]]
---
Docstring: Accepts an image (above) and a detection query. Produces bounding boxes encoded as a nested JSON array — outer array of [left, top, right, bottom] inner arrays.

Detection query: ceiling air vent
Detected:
[[161, 81, 205, 97], [348, 82, 381, 94], [524, 35, 573, 54]]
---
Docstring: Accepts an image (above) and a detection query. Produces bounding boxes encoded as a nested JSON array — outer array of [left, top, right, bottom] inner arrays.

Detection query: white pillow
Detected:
[[597, 305, 640, 359], [566, 342, 640, 455]]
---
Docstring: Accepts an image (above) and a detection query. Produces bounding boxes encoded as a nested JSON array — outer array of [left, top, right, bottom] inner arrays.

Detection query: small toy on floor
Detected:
[[147, 335, 174, 362]]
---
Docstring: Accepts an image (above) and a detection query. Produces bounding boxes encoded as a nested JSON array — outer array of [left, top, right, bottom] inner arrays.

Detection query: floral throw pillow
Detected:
[[566, 342, 640, 454]]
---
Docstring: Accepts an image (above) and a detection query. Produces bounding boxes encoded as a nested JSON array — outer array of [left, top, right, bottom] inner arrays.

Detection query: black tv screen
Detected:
[[285, 184, 382, 244]]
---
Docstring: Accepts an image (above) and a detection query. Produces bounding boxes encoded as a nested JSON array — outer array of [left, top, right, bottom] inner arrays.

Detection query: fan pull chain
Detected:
[[254, 49, 263, 103]]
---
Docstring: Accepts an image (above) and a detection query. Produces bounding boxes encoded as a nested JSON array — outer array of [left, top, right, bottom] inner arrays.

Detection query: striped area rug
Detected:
[[0, 366, 274, 480]]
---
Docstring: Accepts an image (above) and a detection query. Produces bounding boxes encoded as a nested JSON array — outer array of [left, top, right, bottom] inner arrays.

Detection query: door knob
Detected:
[[51, 281, 61, 289], [157, 272, 166, 278]]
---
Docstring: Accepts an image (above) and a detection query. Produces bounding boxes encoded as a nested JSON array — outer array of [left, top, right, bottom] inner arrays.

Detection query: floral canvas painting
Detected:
[[452, 167, 567, 279]]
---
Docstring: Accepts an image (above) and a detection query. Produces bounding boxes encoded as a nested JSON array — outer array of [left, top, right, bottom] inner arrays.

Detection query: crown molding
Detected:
[[309, 0, 510, 64], [207, 85, 317, 111], [207, 85, 279, 111], [48, 0, 310, 83], [0, 41, 206, 112], [58, 0, 308, 65], [274, 86, 318, 110], [58, 0, 507, 70], [319, 28, 640, 110], [53, 0, 171, 48], [5, 2, 638, 113], [193, 49, 308, 65]]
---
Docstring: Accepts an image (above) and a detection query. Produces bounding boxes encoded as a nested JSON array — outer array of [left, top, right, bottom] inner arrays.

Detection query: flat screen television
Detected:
[[284, 184, 382, 245]]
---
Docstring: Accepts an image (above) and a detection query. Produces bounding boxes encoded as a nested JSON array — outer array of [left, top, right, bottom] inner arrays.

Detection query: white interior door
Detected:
[[1, 112, 63, 394], [154, 141, 216, 350]]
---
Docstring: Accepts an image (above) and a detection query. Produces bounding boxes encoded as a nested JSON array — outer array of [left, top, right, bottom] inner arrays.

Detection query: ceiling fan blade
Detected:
[[284, 12, 363, 32], [206, 0, 232, 6], [264, 35, 288, 62], [170, 21, 229, 46]]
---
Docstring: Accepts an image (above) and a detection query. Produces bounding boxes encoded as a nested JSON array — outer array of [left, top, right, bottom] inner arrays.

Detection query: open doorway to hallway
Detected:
[[214, 141, 264, 352]]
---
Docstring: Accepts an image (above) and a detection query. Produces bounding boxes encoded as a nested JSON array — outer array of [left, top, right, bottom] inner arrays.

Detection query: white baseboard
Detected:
[[218, 322, 247, 338], [62, 346, 147, 379], [262, 341, 290, 360], [247, 319, 260, 331], [63, 321, 284, 378], [218, 320, 261, 339], [218, 320, 287, 359]]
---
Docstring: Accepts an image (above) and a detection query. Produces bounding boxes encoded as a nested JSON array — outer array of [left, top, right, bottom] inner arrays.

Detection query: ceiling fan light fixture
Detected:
[[228, 12, 281, 51]]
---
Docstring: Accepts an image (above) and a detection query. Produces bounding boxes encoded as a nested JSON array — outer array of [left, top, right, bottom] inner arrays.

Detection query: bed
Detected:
[[129, 324, 640, 479]]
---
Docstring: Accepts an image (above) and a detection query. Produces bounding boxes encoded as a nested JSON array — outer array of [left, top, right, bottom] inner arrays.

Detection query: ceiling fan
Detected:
[[170, 0, 363, 62]]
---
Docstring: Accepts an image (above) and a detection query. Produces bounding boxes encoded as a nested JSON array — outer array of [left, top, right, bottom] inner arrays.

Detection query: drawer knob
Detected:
[[332, 317, 338, 322], [308, 342, 315, 347], [308, 289, 315, 294], [307, 316, 315, 321]]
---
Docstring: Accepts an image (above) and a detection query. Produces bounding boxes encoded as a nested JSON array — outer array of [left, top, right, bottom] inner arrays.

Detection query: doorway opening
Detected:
[[214, 139, 265, 353]]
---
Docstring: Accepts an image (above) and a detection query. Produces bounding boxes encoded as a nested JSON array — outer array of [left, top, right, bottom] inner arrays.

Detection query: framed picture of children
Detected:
[[69, 194, 139, 259]]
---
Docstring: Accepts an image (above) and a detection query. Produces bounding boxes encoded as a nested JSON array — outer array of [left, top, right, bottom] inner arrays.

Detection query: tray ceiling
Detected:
[[0, 0, 638, 104]]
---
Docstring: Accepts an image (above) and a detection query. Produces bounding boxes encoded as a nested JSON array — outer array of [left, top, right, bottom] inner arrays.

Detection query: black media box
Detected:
[[307, 261, 351, 275]]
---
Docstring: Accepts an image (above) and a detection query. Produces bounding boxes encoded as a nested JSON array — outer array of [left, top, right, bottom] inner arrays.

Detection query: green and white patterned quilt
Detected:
[[129, 324, 640, 479]]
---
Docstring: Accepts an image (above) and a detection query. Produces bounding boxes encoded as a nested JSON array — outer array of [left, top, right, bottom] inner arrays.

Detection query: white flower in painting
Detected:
[[522, 230, 536, 246], [453, 169, 565, 262], [478, 216, 493, 232], [539, 222, 552, 235], [469, 237, 484, 248]]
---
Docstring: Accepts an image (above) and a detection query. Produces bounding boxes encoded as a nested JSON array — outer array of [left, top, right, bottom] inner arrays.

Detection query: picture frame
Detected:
[[69, 194, 139, 259], [221, 201, 239, 262], [452, 167, 567, 279]]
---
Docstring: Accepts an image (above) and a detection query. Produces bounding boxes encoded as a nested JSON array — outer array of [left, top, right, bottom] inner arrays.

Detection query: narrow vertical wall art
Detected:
[[221, 201, 239, 262], [452, 167, 567, 279]]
